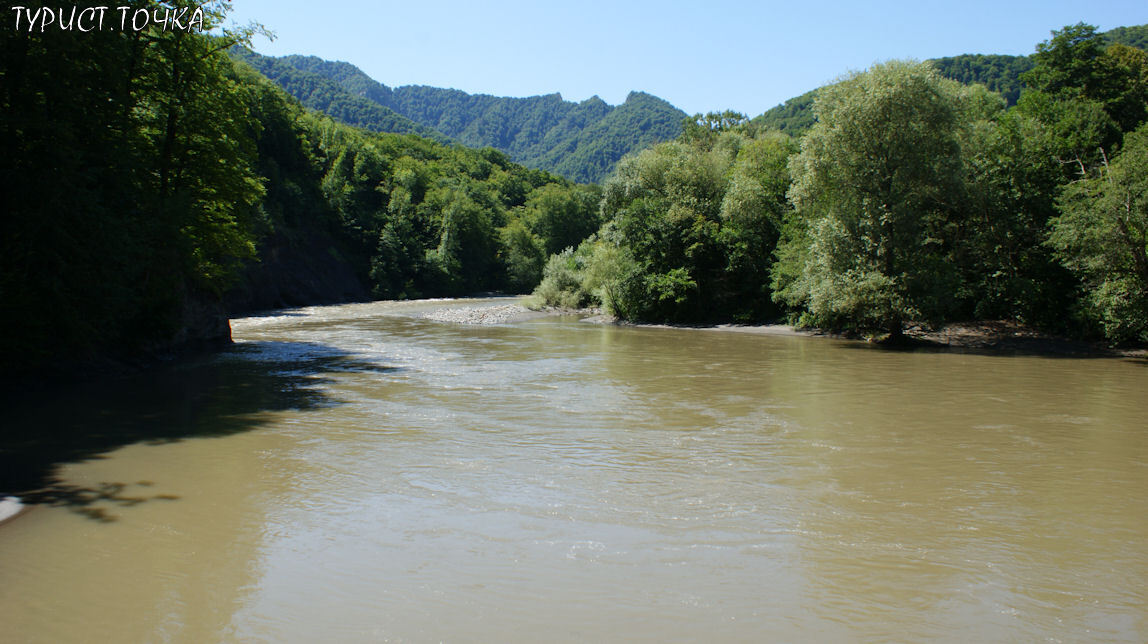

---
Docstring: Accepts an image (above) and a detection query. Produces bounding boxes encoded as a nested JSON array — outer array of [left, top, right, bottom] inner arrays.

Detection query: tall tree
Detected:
[[1020, 23, 1148, 160], [523, 183, 602, 256], [1023, 23, 1108, 97], [1047, 125, 1148, 342], [779, 60, 965, 338]]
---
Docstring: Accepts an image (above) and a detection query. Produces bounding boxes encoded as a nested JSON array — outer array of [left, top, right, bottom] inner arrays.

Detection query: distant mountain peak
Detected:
[[235, 50, 687, 183]]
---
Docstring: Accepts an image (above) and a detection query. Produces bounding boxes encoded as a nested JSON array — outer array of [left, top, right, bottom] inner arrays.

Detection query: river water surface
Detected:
[[2, 298, 1146, 642]]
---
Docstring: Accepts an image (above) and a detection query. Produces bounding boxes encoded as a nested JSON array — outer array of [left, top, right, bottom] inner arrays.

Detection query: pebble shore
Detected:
[[420, 303, 534, 325]]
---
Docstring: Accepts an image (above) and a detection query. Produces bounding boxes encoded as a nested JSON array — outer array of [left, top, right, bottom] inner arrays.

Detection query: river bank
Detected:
[[497, 303, 1145, 359], [603, 317, 1147, 358], [246, 295, 1146, 359]]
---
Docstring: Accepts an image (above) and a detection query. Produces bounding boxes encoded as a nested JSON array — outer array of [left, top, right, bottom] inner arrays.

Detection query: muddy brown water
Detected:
[[2, 298, 1146, 642]]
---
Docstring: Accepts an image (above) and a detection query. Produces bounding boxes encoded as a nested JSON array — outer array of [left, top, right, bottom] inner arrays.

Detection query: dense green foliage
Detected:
[[534, 113, 796, 322], [239, 52, 687, 183], [1047, 125, 1148, 342], [239, 88, 589, 301], [752, 90, 818, 135], [1, 1, 267, 371], [1104, 25, 1148, 50], [771, 66, 1081, 335], [776, 62, 967, 336], [537, 24, 1148, 344], [930, 55, 1033, 105], [1021, 24, 1148, 342], [223, 70, 602, 301], [1, 3, 601, 374], [1020, 24, 1148, 140], [231, 49, 446, 141]]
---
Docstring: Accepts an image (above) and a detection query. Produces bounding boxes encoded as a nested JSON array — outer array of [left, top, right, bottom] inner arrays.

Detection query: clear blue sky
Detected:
[[227, 0, 1148, 116]]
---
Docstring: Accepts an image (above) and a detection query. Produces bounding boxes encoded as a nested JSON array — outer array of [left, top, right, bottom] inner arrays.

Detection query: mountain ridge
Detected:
[[233, 50, 448, 142], [235, 50, 686, 183]]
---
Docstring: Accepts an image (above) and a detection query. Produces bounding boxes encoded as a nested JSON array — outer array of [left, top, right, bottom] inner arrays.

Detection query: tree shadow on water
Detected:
[[835, 334, 1132, 359], [18, 481, 182, 523], [0, 341, 399, 520]]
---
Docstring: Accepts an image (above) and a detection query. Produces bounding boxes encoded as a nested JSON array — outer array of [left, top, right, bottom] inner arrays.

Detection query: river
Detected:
[[1, 298, 1146, 642]]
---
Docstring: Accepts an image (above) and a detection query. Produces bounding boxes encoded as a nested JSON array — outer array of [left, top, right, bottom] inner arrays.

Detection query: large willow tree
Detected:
[[777, 60, 965, 338]]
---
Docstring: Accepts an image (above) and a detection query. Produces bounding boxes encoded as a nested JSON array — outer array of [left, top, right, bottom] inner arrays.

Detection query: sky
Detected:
[[227, 0, 1148, 116]]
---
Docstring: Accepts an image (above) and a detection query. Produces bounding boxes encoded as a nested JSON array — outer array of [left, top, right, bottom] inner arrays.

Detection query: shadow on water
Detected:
[[231, 309, 311, 319], [0, 341, 399, 520], [836, 335, 1132, 359], [19, 481, 182, 523]]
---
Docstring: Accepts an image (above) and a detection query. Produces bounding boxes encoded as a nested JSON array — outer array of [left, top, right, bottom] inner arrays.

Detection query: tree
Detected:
[[523, 183, 602, 256], [599, 137, 730, 322], [558, 122, 796, 323], [1096, 44, 1148, 133], [1047, 125, 1148, 342], [1023, 23, 1107, 98], [1020, 23, 1148, 153], [953, 106, 1076, 327], [680, 110, 752, 147], [0, 0, 269, 370], [779, 60, 965, 338], [717, 132, 797, 319], [499, 218, 546, 293]]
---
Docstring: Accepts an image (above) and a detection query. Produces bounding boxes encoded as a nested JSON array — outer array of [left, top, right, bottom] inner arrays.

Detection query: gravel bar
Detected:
[[420, 303, 534, 325]]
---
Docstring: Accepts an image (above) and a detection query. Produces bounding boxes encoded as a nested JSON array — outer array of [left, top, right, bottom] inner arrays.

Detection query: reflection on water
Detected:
[[1, 298, 1146, 642]]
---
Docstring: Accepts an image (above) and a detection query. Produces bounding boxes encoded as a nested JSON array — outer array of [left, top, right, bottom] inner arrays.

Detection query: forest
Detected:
[[2, 3, 1146, 379], [234, 49, 688, 183], [0, 0, 598, 375], [534, 24, 1148, 343]]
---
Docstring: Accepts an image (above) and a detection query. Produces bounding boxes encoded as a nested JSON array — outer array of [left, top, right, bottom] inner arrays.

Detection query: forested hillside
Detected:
[[230, 49, 447, 141], [756, 23, 1148, 134], [237, 51, 687, 183], [750, 90, 817, 134], [536, 23, 1148, 345], [2, 3, 602, 376], [930, 54, 1033, 104], [1104, 24, 1148, 50]]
